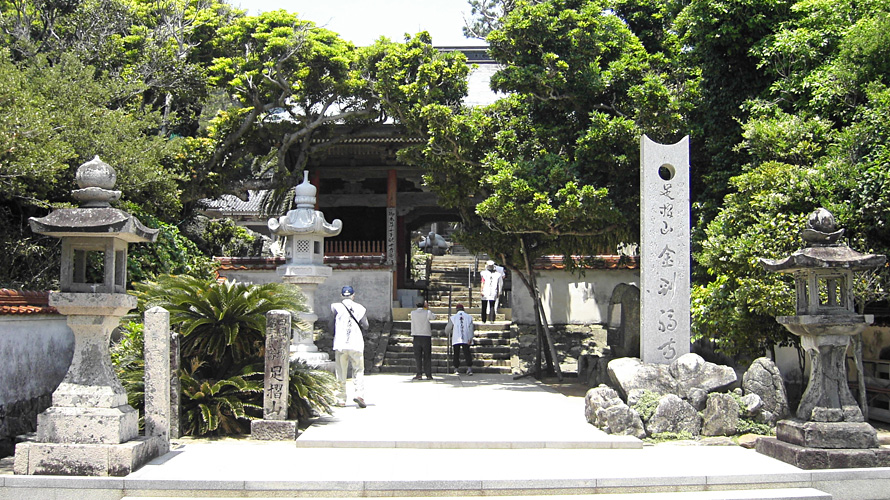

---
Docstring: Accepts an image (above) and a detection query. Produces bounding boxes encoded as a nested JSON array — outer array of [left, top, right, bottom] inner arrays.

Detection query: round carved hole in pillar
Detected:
[[658, 164, 675, 181]]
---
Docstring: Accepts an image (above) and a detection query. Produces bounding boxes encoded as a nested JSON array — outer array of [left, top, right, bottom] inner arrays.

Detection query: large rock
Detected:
[[584, 385, 623, 426], [669, 353, 737, 398], [597, 404, 646, 439], [607, 357, 679, 400], [702, 393, 740, 437], [742, 357, 790, 425], [645, 394, 702, 436]]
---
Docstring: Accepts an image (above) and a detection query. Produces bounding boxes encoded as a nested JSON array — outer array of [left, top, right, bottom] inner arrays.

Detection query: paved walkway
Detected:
[[3, 374, 890, 499], [124, 374, 810, 486]]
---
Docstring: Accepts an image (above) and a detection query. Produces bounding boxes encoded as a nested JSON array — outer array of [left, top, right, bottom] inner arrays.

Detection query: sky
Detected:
[[236, 0, 486, 47]]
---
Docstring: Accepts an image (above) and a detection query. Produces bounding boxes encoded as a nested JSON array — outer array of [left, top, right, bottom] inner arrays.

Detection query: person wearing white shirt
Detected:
[[330, 286, 369, 408], [480, 260, 503, 323], [410, 301, 436, 380], [444, 304, 475, 376]]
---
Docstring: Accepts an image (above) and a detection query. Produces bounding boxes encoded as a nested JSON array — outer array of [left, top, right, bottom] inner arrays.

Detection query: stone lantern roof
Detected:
[[760, 244, 886, 273]]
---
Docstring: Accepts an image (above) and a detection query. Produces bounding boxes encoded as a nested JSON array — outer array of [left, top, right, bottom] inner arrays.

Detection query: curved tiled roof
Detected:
[[215, 255, 389, 272], [0, 289, 59, 315], [533, 255, 639, 270]]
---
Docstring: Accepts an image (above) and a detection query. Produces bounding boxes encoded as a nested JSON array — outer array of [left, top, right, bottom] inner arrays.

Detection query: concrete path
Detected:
[[293, 373, 639, 448], [3, 374, 890, 499]]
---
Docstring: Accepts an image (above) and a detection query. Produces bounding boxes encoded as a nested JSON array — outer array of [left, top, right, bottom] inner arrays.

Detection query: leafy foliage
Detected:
[[180, 358, 263, 436], [117, 275, 338, 436], [631, 390, 661, 422], [288, 362, 339, 423], [111, 321, 147, 428], [130, 275, 307, 377]]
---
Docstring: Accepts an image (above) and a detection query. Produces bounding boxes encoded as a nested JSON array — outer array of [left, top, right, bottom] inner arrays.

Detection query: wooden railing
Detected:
[[325, 240, 386, 256]]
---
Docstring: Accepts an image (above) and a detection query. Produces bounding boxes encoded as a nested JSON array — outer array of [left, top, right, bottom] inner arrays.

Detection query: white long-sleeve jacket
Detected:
[[445, 310, 474, 345]]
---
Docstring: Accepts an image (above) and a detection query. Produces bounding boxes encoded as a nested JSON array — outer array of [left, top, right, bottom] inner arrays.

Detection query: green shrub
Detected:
[[288, 363, 339, 425], [645, 431, 694, 443], [631, 390, 661, 422], [113, 275, 338, 437]]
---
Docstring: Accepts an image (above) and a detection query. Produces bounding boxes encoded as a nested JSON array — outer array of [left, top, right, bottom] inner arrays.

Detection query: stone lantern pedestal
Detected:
[[756, 209, 890, 469], [14, 156, 165, 476]]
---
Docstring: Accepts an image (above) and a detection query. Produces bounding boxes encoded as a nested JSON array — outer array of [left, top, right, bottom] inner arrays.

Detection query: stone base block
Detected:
[[777, 419, 878, 449], [37, 405, 138, 444], [251, 419, 299, 441], [756, 437, 890, 469], [13, 435, 167, 476]]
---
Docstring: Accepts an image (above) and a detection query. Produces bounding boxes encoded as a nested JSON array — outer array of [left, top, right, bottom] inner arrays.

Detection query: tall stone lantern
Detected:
[[268, 171, 341, 367], [757, 208, 889, 468], [16, 156, 162, 476]]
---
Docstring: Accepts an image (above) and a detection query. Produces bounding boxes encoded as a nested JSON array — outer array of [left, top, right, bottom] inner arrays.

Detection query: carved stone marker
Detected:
[[144, 307, 171, 444], [640, 135, 691, 364], [251, 310, 298, 440]]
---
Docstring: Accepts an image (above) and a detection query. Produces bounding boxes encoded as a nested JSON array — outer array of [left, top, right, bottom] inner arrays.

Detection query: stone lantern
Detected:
[[16, 156, 162, 476], [757, 208, 889, 468], [268, 171, 342, 367]]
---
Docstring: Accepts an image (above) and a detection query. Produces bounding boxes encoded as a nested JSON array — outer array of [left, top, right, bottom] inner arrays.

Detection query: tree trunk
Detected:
[[519, 236, 562, 381]]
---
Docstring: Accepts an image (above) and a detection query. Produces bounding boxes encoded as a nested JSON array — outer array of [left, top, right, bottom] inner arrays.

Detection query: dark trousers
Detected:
[[453, 343, 473, 370], [413, 335, 432, 377], [481, 300, 496, 322]]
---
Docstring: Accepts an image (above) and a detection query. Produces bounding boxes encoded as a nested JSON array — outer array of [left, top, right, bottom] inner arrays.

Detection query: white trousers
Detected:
[[335, 349, 365, 403]]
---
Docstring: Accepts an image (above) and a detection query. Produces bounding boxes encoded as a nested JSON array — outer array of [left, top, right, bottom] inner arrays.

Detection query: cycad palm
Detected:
[[131, 274, 308, 379]]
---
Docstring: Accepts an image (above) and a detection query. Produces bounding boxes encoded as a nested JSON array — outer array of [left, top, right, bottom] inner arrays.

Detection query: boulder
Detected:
[[702, 393, 740, 436], [584, 385, 623, 426], [645, 394, 702, 436], [687, 387, 708, 411], [742, 357, 790, 425], [740, 393, 763, 417], [607, 357, 679, 400], [669, 353, 737, 398], [597, 404, 647, 439]]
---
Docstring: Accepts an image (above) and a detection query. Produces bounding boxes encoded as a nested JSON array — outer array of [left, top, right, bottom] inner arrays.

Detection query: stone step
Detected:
[[383, 351, 510, 361], [378, 364, 512, 374], [122, 491, 831, 500], [387, 338, 512, 347]]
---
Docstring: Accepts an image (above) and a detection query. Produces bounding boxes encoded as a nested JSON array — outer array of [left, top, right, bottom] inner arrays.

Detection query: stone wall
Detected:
[[510, 269, 639, 325], [315, 319, 389, 371], [0, 315, 73, 456], [513, 324, 608, 375]]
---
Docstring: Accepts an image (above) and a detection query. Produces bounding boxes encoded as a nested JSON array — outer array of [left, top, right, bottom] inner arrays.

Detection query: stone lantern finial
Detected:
[[72, 156, 122, 208], [802, 207, 844, 245]]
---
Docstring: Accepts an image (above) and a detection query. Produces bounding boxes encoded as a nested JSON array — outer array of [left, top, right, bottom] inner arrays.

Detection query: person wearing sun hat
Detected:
[[444, 303, 475, 375], [330, 285, 369, 408], [479, 259, 503, 323]]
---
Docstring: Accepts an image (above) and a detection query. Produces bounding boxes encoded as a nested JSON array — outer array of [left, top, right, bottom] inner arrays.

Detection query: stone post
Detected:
[[640, 135, 691, 364], [251, 310, 298, 440], [170, 332, 181, 439], [144, 306, 171, 453]]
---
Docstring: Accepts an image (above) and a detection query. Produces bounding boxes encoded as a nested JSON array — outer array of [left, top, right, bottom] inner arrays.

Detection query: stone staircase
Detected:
[[379, 319, 512, 374], [384, 253, 513, 374]]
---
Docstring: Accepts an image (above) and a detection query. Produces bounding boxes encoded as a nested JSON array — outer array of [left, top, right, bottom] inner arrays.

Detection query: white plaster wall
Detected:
[[511, 269, 640, 325], [0, 316, 73, 406], [317, 270, 393, 323], [217, 268, 393, 322]]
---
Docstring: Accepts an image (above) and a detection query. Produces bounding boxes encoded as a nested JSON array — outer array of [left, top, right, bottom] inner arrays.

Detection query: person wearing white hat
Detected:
[[330, 285, 369, 408], [479, 260, 503, 323]]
